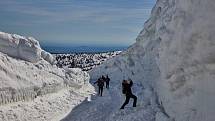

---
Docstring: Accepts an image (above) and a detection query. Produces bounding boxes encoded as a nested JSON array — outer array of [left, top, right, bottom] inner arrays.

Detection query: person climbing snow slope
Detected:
[[120, 79, 137, 109]]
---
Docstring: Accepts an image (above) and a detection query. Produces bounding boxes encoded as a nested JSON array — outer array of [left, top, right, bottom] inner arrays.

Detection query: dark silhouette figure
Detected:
[[120, 80, 137, 109], [105, 75, 110, 89], [102, 75, 110, 89], [94, 77, 105, 96]]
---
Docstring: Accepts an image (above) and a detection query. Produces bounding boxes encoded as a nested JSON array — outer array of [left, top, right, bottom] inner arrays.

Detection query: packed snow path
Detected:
[[61, 79, 161, 121]]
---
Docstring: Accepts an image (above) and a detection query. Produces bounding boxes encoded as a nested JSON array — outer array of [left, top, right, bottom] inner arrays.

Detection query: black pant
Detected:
[[106, 82, 109, 89], [98, 86, 103, 96], [120, 94, 137, 109]]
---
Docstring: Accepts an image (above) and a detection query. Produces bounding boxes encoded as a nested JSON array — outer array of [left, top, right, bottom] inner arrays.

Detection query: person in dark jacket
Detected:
[[120, 79, 137, 109], [94, 77, 105, 96], [105, 75, 110, 89]]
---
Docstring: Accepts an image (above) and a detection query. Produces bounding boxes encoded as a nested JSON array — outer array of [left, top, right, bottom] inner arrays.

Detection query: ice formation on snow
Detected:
[[0, 31, 54, 64], [90, 0, 215, 121], [0, 50, 92, 105], [0, 32, 94, 121]]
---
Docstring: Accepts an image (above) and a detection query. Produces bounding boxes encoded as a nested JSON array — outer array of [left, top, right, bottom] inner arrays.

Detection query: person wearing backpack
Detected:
[[94, 77, 105, 96], [120, 79, 137, 109]]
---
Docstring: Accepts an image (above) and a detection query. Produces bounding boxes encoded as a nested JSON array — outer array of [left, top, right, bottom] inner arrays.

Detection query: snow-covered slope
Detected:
[[90, 0, 215, 121], [0, 32, 95, 121]]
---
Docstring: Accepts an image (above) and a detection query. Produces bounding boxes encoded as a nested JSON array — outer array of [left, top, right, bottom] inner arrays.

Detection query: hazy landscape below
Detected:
[[54, 51, 121, 71], [42, 45, 127, 54]]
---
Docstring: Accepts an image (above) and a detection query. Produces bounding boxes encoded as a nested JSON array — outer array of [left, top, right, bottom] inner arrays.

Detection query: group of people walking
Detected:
[[94, 75, 110, 96], [94, 75, 137, 109]]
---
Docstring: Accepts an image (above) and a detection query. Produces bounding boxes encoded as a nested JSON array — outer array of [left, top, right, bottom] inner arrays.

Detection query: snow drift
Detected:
[[0, 32, 94, 121], [90, 0, 215, 121], [0, 31, 53, 64]]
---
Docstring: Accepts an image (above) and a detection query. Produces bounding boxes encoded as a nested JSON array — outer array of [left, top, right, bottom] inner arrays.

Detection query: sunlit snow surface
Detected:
[[1, 0, 215, 120], [0, 32, 95, 121], [88, 0, 215, 120]]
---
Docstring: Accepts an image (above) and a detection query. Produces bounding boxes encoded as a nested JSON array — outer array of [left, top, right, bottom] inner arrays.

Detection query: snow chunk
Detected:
[[64, 68, 90, 86], [0, 31, 53, 64]]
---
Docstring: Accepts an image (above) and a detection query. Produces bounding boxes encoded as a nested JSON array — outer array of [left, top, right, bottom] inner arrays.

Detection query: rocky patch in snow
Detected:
[[54, 51, 121, 71]]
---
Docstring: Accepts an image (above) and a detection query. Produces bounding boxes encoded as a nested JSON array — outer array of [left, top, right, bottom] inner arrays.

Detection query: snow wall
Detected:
[[90, 0, 215, 121], [0, 31, 91, 106], [0, 31, 54, 64]]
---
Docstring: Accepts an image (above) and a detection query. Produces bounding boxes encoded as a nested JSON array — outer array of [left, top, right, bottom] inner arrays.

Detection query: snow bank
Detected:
[[0, 85, 94, 121], [90, 0, 215, 121], [0, 42, 94, 120], [0, 31, 54, 64], [0, 50, 93, 103]]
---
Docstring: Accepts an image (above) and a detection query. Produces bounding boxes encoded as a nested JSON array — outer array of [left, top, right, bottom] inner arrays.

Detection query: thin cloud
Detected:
[[0, 0, 154, 24], [0, 0, 156, 46]]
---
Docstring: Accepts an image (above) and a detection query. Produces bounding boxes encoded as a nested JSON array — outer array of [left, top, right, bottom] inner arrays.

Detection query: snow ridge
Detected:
[[90, 0, 215, 121]]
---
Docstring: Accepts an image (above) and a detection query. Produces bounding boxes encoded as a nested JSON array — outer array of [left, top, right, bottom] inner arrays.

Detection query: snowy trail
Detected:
[[61, 84, 122, 121], [61, 80, 159, 121]]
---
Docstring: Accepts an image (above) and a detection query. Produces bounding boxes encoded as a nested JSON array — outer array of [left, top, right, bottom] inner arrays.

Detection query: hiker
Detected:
[[120, 79, 137, 109], [105, 75, 110, 89], [94, 77, 105, 96]]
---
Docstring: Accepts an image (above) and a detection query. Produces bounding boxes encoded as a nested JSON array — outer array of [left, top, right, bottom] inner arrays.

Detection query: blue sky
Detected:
[[0, 0, 155, 47]]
